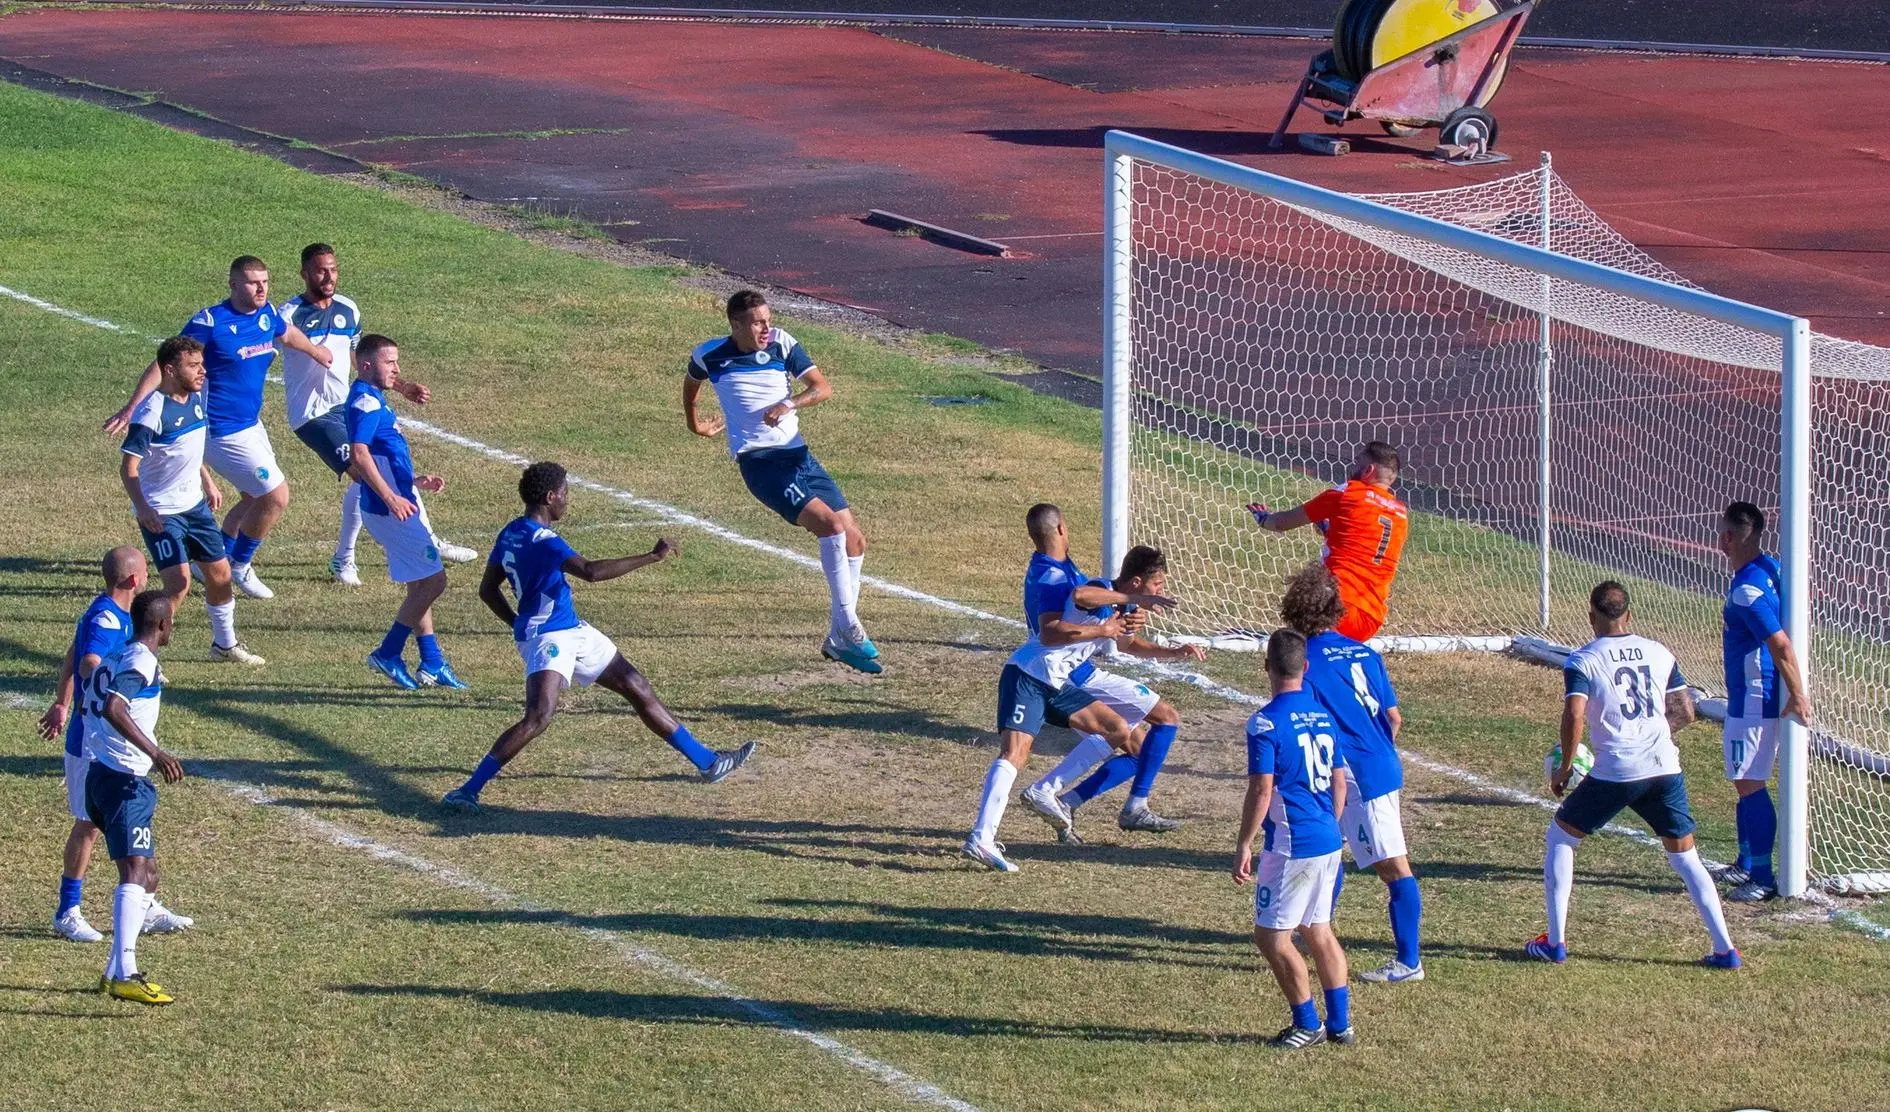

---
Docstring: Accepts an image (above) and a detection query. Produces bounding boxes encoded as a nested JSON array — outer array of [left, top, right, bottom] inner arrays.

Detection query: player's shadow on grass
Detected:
[[691, 699, 986, 746], [0, 754, 64, 778]]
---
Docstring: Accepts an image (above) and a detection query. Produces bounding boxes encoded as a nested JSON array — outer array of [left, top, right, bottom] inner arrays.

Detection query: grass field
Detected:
[[2, 73, 1888, 1112]]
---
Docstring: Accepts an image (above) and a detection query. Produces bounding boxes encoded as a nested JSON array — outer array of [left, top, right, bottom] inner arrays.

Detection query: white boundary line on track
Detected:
[[7, 284, 1885, 949]]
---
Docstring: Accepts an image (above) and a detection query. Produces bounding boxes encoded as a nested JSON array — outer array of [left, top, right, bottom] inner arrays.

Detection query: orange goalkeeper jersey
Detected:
[[1304, 479, 1409, 626]]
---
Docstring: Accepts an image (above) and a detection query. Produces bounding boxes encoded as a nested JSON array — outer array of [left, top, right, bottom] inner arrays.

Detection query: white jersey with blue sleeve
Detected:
[[121, 389, 209, 515], [491, 517, 583, 641], [279, 293, 360, 429], [1301, 630, 1402, 801], [1245, 689, 1345, 858], [80, 642, 163, 778], [178, 299, 287, 436], [688, 327, 815, 457], [1723, 554, 1784, 719], [1565, 633, 1687, 781]]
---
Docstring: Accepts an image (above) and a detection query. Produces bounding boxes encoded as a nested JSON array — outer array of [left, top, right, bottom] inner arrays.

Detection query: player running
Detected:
[[685, 290, 878, 674], [1248, 442, 1408, 643], [1715, 501, 1812, 903], [1235, 629, 1354, 1049], [81, 590, 187, 1005], [348, 335, 468, 690], [1278, 563, 1424, 983], [442, 462, 754, 810], [119, 337, 264, 665], [278, 242, 477, 586], [1525, 581, 1740, 968], [105, 255, 337, 600]]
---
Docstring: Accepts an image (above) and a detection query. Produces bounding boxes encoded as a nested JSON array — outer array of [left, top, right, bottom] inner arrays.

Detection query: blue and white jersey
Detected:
[[61, 595, 132, 758], [1302, 630, 1402, 801], [1565, 633, 1687, 781], [81, 642, 163, 778], [1022, 552, 1099, 688], [121, 389, 209, 515], [687, 328, 815, 457], [490, 516, 583, 642], [345, 380, 415, 515], [178, 299, 287, 436], [1245, 689, 1345, 858], [1723, 554, 1784, 719], [1009, 571, 1114, 690], [279, 292, 360, 429]]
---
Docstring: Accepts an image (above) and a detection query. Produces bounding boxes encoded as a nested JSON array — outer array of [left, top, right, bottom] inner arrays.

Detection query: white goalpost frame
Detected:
[[1099, 130, 1815, 898]]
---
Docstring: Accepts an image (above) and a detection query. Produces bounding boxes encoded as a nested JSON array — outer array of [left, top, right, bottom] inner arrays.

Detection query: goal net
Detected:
[[1101, 131, 1890, 898]]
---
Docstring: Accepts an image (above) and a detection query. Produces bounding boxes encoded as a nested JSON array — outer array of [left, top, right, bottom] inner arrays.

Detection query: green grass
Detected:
[[1, 72, 1888, 1112]]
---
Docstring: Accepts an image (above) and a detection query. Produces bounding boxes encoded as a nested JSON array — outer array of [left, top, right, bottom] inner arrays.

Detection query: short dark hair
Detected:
[[1723, 501, 1766, 539], [1266, 627, 1308, 679], [301, 242, 336, 265], [356, 333, 396, 363], [130, 589, 171, 637], [1118, 545, 1166, 584], [1280, 562, 1346, 636], [726, 289, 768, 318], [520, 461, 568, 508], [229, 254, 267, 275], [157, 335, 204, 368], [1362, 441, 1401, 474], [1590, 580, 1631, 621], [1025, 503, 1062, 545]]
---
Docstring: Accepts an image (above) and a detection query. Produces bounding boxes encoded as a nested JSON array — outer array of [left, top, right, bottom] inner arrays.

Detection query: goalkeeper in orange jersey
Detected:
[[1248, 442, 1408, 643]]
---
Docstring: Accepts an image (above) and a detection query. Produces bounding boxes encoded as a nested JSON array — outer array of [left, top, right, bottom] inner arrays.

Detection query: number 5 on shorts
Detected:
[[1010, 703, 1028, 727]]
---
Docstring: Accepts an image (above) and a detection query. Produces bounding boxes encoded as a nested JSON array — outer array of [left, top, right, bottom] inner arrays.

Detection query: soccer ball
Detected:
[[1545, 743, 1595, 793]]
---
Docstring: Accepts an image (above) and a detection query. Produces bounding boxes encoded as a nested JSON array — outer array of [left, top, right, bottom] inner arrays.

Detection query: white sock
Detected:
[[845, 553, 865, 612], [1544, 824, 1579, 948], [208, 600, 237, 650], [1031, 734, 1112, 797], [818, 534, 857, 634], [110, 882, 148, 980], [1126, 793, 1150, 811], [972, 759, 1019, 845], [337, 482, 363, 561], [1669, 848, 1736, 954]]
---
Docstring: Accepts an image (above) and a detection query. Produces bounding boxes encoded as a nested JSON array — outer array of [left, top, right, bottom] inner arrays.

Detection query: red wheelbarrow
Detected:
[[1267, 0, 1536, 164]]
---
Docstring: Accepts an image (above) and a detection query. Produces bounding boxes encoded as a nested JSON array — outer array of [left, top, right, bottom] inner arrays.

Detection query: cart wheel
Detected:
[[1380, 121, 1420, 138], [1438, 107, 1498, 154]]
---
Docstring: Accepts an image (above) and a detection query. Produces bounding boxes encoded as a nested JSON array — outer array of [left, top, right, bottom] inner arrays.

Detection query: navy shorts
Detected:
[[140, 500, 227, 570], [996, 663, 1096, 736], [1556, 772, 1696, 840], [294, 408, 354, 476], [737, 445, 848, 525], [85, 762, 158, 859]]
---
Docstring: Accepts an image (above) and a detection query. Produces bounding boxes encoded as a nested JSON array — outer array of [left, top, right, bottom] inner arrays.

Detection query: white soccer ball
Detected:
[[1546, 743, 1595, 793]]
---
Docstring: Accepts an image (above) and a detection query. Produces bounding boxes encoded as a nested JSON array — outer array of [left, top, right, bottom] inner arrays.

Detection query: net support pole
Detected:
[[1535, 152, 1554, 634], [1778, 316, 1813, 898], [1101, 149, 1134, 579]]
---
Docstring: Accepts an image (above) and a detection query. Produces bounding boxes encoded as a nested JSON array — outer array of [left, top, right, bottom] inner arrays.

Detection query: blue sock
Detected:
[[1323, 986, 1351, 1033], [1071, 754, 1137, 803], [1129, 723, 1177, 798], [1741, 789, 1778, 886], [1290, 996, 1319, 1032], [460, 754, 503, 796], [417, 633, 445, 670], [1387, 875, 1423, 967], [222, 531, 240, 556], [666, 723, 717, 772], [377, 621, 413, 661], [57, 875, 83, 918], [1332, 866, 1346, 909], [229, 532, 261, 566]]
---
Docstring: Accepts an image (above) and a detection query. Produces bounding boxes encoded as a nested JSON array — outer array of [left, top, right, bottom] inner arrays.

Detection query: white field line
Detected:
[[7, 282, 1885, 946]]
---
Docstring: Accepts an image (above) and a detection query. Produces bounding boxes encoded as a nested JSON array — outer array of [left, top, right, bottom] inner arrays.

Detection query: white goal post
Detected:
[[1099, 130, 1818, 897]]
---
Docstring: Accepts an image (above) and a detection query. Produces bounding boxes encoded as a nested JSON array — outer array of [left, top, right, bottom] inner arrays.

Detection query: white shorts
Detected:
[[203, 423, 286, 497], [65, 752, 91, 822], [1724, 716, 1781, 781], [1340, 776, 1408, 870], [363, 510, 443, 584], [1254, 849, 1342, 930], [521, 622, 619, 688], [1081, 669, 1160, 730]]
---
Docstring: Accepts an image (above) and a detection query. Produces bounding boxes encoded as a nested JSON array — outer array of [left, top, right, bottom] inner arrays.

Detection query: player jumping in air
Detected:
[[1526, 581, 1739, 968], [1249, 441, 1408, 643], [443, 462, 754, 810], [685, 290, 879, 674]]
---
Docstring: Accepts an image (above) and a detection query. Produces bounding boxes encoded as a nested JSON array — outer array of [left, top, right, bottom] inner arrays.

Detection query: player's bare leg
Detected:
[[223, 483, 290, 600], [800, 499, 878, 673]]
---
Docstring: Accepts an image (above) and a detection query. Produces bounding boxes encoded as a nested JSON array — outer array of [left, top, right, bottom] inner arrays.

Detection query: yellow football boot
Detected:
[[105, 973, 174, 1005]]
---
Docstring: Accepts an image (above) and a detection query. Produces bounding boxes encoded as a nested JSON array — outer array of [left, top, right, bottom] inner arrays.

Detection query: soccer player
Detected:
[[1248, 442, 1408, 643], [119, 337, 264, 665], [105, 255, 337, 600], [81, 590, 186, 1005], [1525, 581, 1740, 968], [1279, 563, 1424, 983], [278, 242, 477, 586], [1716, 501, 1812, 903], [1235, 629, 1353, 1049], [685, 290, 878, 674], [348, 334, 467, 690], [442, 462, 755, 809]]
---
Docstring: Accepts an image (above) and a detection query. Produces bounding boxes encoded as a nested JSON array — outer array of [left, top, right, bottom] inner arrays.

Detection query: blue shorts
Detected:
[[996, 663, 1096, 736], [294, 408, 354, 477], [140, 500, 227, 570], [1556, 772, 1696, 840], [737, 445, 848, 525], [85, 762, 157, 860]]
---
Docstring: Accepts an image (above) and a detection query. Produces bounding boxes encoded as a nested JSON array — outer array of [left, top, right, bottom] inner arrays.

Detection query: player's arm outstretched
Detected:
[[1114, 609, 1206, 662], [103, 361, 166, 436], [563, 538, 678, 583], [1247, 501, 1313, 534]]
